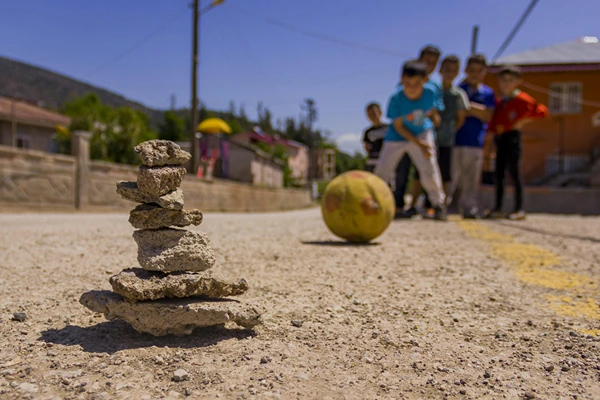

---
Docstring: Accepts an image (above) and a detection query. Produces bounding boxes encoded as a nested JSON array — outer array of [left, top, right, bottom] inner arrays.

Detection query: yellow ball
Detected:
[[321, 170, 395, 243]]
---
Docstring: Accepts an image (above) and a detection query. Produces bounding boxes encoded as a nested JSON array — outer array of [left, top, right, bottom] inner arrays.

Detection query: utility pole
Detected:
[[471, 25, 479, 55], [189, 0, 200, 174]]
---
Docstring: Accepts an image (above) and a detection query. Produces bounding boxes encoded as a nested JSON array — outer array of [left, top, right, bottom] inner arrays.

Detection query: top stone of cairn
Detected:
[[134, 140, 191, 167]]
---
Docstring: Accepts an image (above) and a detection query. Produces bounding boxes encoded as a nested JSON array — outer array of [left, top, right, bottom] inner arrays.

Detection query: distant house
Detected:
[[484, 36, 600, 186], [233, 127, 310, 185], [0, 97, 70, 152]]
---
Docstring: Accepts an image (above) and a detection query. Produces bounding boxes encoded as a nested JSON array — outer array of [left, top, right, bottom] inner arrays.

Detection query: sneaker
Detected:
[[433, 206, 448, 221], [394, 210, 411, 219], [483, 209, 504, 219], [404, 207, 418, 218], [463, 209, 480, 219], [508, 210, 527, 220]]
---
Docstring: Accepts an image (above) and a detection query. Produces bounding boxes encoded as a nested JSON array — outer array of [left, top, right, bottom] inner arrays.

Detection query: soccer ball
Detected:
[[321, 170, 395, 242]]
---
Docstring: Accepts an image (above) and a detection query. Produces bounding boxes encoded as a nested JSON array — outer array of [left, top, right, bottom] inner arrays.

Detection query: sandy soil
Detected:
[[0, 209, 599, 400]]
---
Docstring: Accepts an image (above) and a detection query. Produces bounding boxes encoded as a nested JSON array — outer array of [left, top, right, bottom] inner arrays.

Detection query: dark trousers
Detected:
[[394, 154, 412, 208], [495, 130, 523, 211]]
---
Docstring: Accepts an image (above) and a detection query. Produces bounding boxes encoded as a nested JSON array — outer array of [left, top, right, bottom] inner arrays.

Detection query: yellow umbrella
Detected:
[[197, 118, 232, 134]]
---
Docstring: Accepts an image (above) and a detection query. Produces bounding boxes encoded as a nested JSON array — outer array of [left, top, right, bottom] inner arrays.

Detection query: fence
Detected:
[[0, 132, 312, 212]]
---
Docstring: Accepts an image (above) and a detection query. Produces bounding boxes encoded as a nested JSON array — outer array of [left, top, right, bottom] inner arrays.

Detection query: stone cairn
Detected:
[[79, 140, 261, 336]]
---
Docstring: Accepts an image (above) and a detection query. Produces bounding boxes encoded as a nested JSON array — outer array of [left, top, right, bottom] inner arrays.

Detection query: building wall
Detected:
[[0, 145, 303, 211], [484, 69, 600, 183], [0, 122, 11, 146], [287, 146, 309, 184]]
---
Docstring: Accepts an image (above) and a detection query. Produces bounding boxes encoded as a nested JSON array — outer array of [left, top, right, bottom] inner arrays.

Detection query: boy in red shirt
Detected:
[[485, 65, 548, 220]]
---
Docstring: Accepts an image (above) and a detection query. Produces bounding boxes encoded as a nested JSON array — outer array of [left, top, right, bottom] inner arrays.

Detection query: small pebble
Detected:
[[545, 365, 554, 372], [260, 356, 271, 364], [291, 320, 303, 328], [12, 312, 27, 322], [483, 370, 491, 379], [524, 391, 536, 399]]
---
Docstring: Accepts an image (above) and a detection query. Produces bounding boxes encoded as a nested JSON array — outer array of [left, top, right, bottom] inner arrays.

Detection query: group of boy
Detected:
[[362, 45, 548, 221]]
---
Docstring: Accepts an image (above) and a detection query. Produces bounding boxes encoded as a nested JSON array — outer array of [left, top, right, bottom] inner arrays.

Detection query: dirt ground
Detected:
[[0, 209, 599, 400]]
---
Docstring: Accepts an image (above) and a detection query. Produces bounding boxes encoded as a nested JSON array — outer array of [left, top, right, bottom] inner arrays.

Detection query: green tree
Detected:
[[61, 93, 157, 164], [158, 110, 186, 142]]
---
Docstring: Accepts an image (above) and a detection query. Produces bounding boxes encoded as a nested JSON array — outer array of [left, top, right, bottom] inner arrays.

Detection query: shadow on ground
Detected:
[[492, 220, 600, 243], [38, 320, 256, 354], [301, 240, 380, 247]]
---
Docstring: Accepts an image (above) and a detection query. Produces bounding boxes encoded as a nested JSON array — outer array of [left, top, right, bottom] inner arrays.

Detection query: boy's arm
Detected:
[[431, 108, 441, 128], [468, 102, 494, 122], [455, 109, 467, 131], [455, 88, 470, 131], [392, 117, 434, 158]]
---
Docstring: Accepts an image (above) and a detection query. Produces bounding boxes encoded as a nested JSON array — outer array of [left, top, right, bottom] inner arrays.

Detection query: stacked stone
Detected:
[[79, 140, 261, 336]]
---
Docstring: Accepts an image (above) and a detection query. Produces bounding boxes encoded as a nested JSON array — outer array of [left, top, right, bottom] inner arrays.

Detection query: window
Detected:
[[549, 82, 582, 114], [16, 134, 31, 149]]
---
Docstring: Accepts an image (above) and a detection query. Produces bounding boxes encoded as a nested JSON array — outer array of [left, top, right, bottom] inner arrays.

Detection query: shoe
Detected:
[[463, 209, 480, 219], [404, 207, 418, 218], [483, 209, 504, 219], [394, 210, 411, 219], [433, 206, 448, 221], [508, 210, 526, 220]]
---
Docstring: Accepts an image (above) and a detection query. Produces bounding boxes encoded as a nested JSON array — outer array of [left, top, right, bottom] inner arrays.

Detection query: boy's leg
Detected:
[[461, 147, 484, 215], [394, 155, 411, 210], [374, 142, 407, 185], [405, 131, 445, 208], [494, 135, 508, 211], [506, 131, 523, 212], [438, 146, 452, 196], [448, 147, 464, 207]]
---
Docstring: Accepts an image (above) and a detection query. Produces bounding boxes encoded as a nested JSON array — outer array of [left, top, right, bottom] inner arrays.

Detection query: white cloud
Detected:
[[335, 132, 365, 155]]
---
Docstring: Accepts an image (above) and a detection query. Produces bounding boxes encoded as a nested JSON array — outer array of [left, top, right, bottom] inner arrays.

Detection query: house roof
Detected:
[[243, 130, 308, 150], [493, 37, 600, 66], [0, 97, 71, 128]]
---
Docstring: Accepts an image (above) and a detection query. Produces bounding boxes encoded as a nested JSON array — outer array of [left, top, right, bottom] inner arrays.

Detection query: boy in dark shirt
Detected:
[[485, 65, 549, 220], [362, 102, 389, 173]]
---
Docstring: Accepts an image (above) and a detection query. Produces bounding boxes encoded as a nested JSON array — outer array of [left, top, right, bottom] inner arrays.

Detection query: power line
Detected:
[[491, 0, 540, 64], [229, 5, 412, 58], [86, 6, 189, 78]]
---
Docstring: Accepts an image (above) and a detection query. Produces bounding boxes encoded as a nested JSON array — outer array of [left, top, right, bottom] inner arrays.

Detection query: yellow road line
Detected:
[[457, 220, 599, 336]]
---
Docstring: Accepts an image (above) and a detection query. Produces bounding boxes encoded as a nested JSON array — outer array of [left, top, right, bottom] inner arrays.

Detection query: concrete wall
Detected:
[[0, 144, 311, 212], [479, 185, 600, 215], [0, 145, 75, 209]]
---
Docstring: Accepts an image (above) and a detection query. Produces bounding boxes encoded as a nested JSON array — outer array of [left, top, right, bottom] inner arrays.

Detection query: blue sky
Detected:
[[2, 0, 599, 154]]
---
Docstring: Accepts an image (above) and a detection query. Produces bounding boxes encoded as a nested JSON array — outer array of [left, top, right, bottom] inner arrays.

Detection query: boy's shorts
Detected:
[[413, 146, 452, 183]]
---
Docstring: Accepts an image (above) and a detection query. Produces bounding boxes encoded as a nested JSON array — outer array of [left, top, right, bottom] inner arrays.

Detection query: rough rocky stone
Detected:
[[137, 165, 186, 197], [116, 181, 184, 210], [129, 204, 203, 230], [80, 290, 261, 336], [109, 268, 249, 302], [172, 369, 189, 382], [134, 140, 191, 167], [133, 229, 215, 272]]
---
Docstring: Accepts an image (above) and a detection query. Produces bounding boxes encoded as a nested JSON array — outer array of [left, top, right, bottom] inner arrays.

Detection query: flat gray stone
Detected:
[[137, 165, 186, 197], [116, 181, 184, 210], [133, 229, 215, 272], [80, 290, 261, 336], [109, 268, 249, 302], [129, 204, 203, 230], [134, 140, 191, 167]]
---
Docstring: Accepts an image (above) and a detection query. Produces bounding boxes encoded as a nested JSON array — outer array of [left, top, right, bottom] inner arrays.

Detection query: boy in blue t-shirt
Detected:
[[374, 60, 447, 221]]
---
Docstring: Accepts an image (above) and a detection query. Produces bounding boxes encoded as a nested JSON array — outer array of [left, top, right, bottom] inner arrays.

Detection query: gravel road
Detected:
[[0, 209, 599, 399]]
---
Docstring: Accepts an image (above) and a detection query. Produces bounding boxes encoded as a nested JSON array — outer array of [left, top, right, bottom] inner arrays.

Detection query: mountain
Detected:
[[0, 56, 164, 125]]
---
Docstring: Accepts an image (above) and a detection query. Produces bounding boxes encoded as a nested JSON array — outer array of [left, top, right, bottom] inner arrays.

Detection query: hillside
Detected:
[[0, 56, 163, 125]]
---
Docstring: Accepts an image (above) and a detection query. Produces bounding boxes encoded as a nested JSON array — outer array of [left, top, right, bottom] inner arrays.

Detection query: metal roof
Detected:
[[493, 37, 600, 66]]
